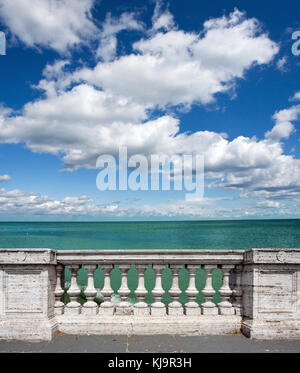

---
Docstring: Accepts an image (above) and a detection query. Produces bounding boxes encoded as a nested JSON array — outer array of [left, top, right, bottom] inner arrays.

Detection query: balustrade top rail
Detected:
[[1, 248, 299, 266], [56, 249, 245, 265]]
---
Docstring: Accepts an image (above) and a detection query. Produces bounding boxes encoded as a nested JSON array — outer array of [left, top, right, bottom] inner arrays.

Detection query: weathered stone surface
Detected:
[[241, 319, 300, 340], [0, 249, 58, 341], [57, 315, 242, 336], [244, 248, 300, 265], [241, 248, 300, 340], [0, 249, 56, 265], [0, 317, 58, 341], [56, 249, 244, 265]]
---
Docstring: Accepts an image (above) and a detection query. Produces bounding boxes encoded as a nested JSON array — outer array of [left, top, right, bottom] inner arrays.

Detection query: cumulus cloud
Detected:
[[0, 9, 279, 167], [0, 0, 98, 53], [96, 12, 144, 61], [276, 56, 287, 71], [213, 107, 300, 200], [0, 174, 10, 182], [75, 197, 298, 219], [0, 92, 288, 175], [211, 100, 300, 200], [151, 0, 175, 31], [73, 8, 278, 108], [290, 91, 300, 102], [0, 188, 119, 216], [42, 60, 71, 81], [256, 200, 280, 208], [0, 83, 164, 169], [265, 105, 300, 142], [0, 186, 294, 218]]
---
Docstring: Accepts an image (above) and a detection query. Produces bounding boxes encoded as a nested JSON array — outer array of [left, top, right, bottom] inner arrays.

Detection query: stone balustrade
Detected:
[[55, 250, 244, 318], [0, 248, 300, 341]]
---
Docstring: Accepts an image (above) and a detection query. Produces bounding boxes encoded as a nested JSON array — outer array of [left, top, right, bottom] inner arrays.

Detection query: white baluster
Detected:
[[201, 265, 218, 315], [232, 264, 243, 316], [134, 264, 149, 316], [151, 264, 166, 316], [168, 265, 184, 315], [99, 264, 114, 316], [54, 264, 65, 315], [185, 265, 201, 316], [218, 264, 235, 315], [82, 264, 98, 316], [65, 264, 81, 315], [115, 264, 132, 315]]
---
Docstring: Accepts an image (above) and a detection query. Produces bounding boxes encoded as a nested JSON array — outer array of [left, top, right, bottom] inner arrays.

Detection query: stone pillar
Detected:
[[0, 249, 58, 341], [82, 264, 98, 316], [54, 264, 65, 315], [185, 265, 201, 316], [218, 265, 235, 315], [65, 265, 81, 316], [134, 264, 149, 316], [151, 264, 166, 316], [232, 264, 243, 316], [241, 249, 300, 340], [99, 264, 114, 316], [168, 265, 184, 315], [115, 264, 131, 315], [201, 265, 218, 315]]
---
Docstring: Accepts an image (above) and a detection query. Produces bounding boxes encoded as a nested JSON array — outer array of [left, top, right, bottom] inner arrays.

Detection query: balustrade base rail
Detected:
[[57, 315, 242, 337], [0, 248, 300, 341]]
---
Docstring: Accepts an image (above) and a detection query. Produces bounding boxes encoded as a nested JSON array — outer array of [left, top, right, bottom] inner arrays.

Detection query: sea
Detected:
[[0, 219, 299, 250]]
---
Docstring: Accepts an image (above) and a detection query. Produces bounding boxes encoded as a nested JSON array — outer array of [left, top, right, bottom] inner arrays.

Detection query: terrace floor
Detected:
[[0, 334, 300, 353]]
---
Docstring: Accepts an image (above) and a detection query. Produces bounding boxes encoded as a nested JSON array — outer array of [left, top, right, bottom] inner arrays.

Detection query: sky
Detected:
[[0, 0, 300, 221]]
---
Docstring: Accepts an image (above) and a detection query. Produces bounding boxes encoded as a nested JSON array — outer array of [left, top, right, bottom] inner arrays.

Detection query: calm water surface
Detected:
[[0, 220, 299, 250]]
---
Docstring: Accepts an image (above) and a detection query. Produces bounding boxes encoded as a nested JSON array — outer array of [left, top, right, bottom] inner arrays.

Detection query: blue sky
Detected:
[[0, 0, 300, 220]]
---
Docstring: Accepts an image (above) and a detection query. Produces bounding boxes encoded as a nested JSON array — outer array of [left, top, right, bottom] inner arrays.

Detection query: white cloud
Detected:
[[2, 87, 300, 202], [0, 9, 279, 169], [0, 188, 120, 216], [0, 83, 165, 169], [0, 0, 98, 53], [213, 148, 300, 200], [290, 91, 300, 101], [97, 12, 144, 61], [0, 89, 287, 174], [276, 56, 287, 71], [242, 199, 300, 217], [256, 200, 280, 208], [217, 131, 300, 199], [0, 103, 12, 117], [151, 0, 175, 31], [81, 198, 299, 219], [42, 60, 71, 81], [205, 102, 300, 200], [0, 174, 10, 182], [74, 9, 278, 108], [1, 184, 298, 218], [265, 105, 300, 141]]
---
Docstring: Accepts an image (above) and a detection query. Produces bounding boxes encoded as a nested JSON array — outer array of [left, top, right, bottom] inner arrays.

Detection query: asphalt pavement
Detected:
[[0, 333, 299, 353]]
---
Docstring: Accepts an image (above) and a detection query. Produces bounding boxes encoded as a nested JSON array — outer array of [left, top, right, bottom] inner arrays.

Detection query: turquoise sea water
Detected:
[[1, 220, 299, 306], [0, 219, 299, 250]]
